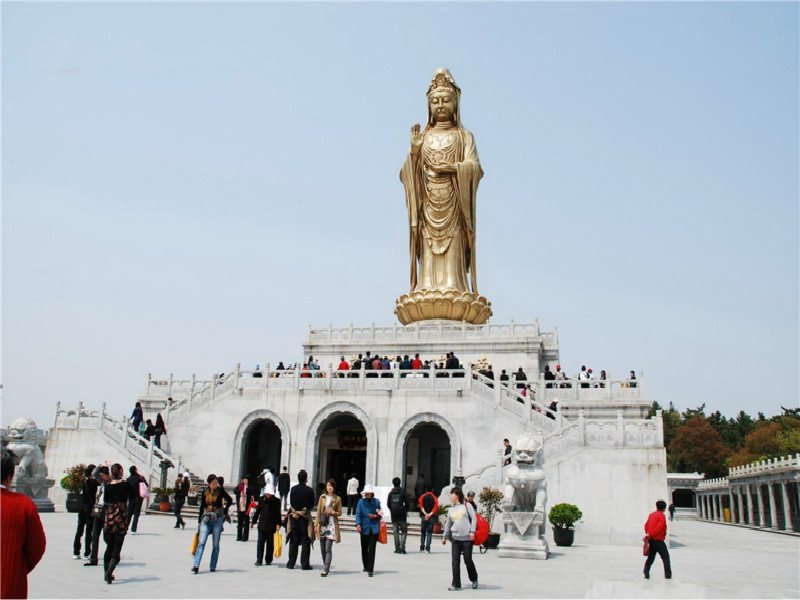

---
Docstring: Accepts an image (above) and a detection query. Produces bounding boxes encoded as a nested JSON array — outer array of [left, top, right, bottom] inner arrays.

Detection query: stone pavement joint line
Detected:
[[29, 512, 800, 599]]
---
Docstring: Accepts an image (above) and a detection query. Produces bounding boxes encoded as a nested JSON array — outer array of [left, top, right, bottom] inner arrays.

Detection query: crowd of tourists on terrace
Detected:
[[241, 354, 635, 389]]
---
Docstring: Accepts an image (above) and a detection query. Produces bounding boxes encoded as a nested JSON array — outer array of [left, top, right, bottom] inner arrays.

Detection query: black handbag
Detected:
[[90, 484, 105, 519]]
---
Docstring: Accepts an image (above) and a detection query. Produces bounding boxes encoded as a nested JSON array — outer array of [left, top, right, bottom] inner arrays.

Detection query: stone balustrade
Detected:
[[306, 319, 556, 343], [144, 363, 646, 423], [695, 454, 800, 534], [51, 401, 184, 482]]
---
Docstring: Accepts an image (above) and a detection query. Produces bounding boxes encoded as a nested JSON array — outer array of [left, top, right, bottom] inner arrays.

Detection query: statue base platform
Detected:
[[497, 536, 550, 560], [395, 289, 492, 325], [498, 511, 550, 560], [12, 477, 55, 513]]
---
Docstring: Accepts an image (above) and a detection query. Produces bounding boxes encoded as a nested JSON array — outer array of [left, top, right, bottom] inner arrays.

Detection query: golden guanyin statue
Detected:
[[395, 69, 492, 325]]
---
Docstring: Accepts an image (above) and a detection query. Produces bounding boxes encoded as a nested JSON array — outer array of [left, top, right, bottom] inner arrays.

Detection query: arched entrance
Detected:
[[671, 488, 696, 509], [395, 414, 460, 496], [242, 419, 282, 482], [306, 402, 378, 504], [230, 410, 291, 485], [316, 414, 366, 499]]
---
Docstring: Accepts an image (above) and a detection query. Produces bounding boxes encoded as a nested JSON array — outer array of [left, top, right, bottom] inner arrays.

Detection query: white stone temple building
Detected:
[[45, 318, 667, 545]]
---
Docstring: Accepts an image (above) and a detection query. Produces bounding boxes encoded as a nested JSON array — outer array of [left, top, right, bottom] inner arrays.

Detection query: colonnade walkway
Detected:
[[30, 511, 799, 598]]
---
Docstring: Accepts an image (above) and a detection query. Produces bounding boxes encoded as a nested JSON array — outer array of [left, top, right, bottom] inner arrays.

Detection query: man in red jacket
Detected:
[[1, 449, 47, 599], [643, 499, 672, 580]]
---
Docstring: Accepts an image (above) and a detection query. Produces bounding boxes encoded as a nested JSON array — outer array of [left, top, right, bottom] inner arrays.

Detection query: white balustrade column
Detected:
[[780, 481, 795, 532], [701, 495, 707, 520], [713, 494, 720, 521], [53, 401, 62, 429], [746, 484, 755, 526], [756, 483, 766, 527], [767, 482, 779, 529], [728, 489, 735, 523], [696, 494, 703, 519], [735, 486, 744, 524]]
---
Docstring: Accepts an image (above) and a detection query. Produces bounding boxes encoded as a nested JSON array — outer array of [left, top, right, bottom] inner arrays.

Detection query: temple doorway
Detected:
[[242, 419, 282, 482], [315, 414, 367, 503], [403, 423, 451, 495], [671, 488, 696, 509]]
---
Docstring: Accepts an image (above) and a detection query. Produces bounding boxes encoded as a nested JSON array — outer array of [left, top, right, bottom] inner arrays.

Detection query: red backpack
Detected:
[[473, 513, 489, 546]]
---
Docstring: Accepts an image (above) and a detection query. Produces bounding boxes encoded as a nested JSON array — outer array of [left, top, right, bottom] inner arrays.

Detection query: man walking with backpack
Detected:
[[387, 477, 408, 554]]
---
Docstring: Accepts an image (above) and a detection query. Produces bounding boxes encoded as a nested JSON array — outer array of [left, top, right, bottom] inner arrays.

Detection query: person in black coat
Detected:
[[73, 463, 98, 559], [251, 485, 283, 566], [277, 467, 291, 511], [125, 466, 146, 533], [286, 470, 315, 570]]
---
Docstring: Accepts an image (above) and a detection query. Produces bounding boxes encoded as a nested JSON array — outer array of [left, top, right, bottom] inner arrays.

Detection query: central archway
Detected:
[[306, 402, 377, 496], [394, 413, 461, 496], [231, 410, 291, 484]]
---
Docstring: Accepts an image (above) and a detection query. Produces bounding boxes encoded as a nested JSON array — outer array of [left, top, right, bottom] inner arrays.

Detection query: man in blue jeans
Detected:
[[418, 483, 438, 553]]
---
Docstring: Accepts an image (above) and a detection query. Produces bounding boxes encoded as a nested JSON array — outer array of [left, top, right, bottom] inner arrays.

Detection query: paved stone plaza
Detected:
[[29, 512, 799, 599]]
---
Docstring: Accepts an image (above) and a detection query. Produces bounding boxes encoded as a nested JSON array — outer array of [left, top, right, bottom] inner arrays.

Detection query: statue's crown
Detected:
[[427, 68, 460, 96]]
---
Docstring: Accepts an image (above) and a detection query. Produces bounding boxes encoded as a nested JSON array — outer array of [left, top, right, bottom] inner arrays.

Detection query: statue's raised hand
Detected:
[[410, 123, 423, 154]]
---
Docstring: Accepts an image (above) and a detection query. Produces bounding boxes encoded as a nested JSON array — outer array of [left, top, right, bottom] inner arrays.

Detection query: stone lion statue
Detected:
[[6, 417, 48, 479], [502, 433, 546, 516], [497, 433, 550, 558]]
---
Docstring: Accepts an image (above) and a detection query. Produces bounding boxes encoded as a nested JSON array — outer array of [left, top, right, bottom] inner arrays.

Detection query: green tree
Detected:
[[669, 416, 729, 478], [662, 402, 683, 451], [681, 403, 706, 421]]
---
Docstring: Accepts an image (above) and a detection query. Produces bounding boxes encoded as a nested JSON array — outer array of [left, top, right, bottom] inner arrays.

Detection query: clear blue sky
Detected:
[[3, 1, 798, 429]]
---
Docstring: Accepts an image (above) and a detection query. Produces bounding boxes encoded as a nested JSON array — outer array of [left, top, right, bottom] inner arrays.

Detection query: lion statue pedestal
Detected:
[[5, 418, 55, 513], [497, 433, 549, 560]]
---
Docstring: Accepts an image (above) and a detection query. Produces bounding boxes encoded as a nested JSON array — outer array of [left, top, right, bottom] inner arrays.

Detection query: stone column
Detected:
[[728, 489, 735, 523], [756, 483, 766, 527], [767, 482, 779, 529], [780, 481, 794, 532], [746, 484, 755, 526], [736, 486, 744, 524], [715, 494, 722, 521]]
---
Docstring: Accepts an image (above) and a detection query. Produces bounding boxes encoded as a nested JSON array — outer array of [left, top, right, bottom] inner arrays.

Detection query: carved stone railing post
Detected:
[[327, 364, 333, 390], [147, 440, 154, 471], [756, 481, 766, 527], [53, 401, 61, 429], [265, 363, 271, 382], [295, 364, 302, 390], [147, 372, 152, 395], [76, 402, 83, 429], [616, 410, 624, 447], [577, 411, 585, 446], [189, 374, 196, 411], [655, 409, 664, 447], [211, 373, 217, 400], [99, 403, 106, 431], [122, 416, 129, 451], [234, 363, 241, 391], [167, 373, 174, 398]]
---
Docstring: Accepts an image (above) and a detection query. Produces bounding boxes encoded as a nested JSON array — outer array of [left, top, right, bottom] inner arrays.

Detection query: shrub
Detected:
[[60, 464, 87, 494], [478, 486, 505, 532], [548, 503, 583, 529]]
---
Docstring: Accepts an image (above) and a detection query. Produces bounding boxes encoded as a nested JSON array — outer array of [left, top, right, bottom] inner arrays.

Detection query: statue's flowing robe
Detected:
[[400, 126, 483, 293]]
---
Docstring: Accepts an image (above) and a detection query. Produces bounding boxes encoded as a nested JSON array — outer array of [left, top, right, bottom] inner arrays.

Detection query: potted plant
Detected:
[[548, 503, 583, 547], [478, 486, 505, 549], [434, 504, 449, 534], [60, 464, 87, 513], [152, 487, 174, 512]]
